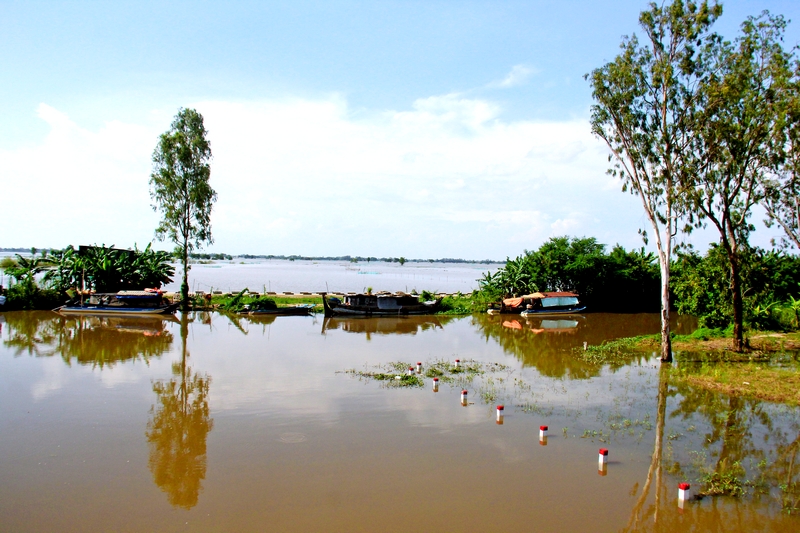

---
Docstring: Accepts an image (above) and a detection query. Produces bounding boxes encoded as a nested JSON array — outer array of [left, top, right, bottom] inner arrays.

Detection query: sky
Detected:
[[2, 0, 800, 260]]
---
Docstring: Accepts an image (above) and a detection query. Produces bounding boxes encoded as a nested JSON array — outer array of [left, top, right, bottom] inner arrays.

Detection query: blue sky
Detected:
[[3, 1, 799, 259]]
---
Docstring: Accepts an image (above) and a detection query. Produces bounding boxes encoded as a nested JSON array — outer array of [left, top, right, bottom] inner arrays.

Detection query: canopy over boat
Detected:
[[502, 292, 579, 309]]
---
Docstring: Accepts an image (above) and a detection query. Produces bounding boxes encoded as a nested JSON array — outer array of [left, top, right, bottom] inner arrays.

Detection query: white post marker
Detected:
[[407, 367, 414, 376], [598, 448, 608, 467], [416, 362, 422, 373], [432, 377, 439, 392], [461, 389, 468, 406], [455, 359, 461, 369], [496, 405, 504, 424], [539, 425, 548, 445], [678, 483, 691, 504]]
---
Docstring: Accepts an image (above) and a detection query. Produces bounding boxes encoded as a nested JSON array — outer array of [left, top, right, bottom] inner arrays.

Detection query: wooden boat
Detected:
[[487, 292, 585, 316], [238, 303, 315, 316], [56, 290, 179, 316], [321, 292, 441, 317]]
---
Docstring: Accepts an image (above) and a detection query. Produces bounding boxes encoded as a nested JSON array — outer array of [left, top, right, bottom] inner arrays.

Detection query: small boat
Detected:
[[321, 292, 441, 317], [56, 290, 179, 316], [238, 303, 315, 316], [488, 292, 585, 316]]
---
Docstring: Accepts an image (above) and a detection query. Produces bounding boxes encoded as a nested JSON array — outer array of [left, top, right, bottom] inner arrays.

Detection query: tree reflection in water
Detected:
[[2, 311, 174, 366], [146, 314, 213, 509], [621, 363, 800, 531]]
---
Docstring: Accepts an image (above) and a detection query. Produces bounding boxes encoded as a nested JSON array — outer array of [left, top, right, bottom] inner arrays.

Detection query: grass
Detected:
[[699, 460, 746, 497], [340, 358, 510, 391], [670, 360, 800, 406], [573, 336, 654, 366], [192, 292, 323, 311]]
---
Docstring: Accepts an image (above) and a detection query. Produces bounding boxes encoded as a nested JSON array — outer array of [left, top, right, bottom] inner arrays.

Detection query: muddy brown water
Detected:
[[1, 311, 799, 532]]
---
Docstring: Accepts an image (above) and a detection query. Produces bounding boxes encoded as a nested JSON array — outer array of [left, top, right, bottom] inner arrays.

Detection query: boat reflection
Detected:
[[502, 316, 584, 334], [1, 311, 175, 367], [321, 315, 454, 338], [476, 313, 697, 379]]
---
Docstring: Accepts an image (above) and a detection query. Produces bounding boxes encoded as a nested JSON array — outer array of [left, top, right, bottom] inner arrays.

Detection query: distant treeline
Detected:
[[5, 248, 497, 264], [234, 254, 498, 264]]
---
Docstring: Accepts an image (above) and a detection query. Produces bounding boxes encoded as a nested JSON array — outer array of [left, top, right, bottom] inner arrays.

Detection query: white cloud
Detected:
[[487, 64, 538, 89], [0, 95, 651, 258]]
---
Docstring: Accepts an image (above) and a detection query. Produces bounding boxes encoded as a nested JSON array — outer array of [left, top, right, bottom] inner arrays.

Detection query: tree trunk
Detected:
[[624, 365, 669, 530], [658, 254, 672, 362], [730, 253, 744, 352], [181, 244, 190, 311]]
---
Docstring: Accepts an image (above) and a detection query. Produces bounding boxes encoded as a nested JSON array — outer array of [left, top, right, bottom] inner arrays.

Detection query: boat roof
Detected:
[[343, 293, 416, 298], [116, 290, 163, 296], [502, 292, 579, 307], [524, 292, 579, 298]]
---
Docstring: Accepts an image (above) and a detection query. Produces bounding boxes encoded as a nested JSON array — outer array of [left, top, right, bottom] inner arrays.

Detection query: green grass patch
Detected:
[[340, 359, 509, 390], [670, 360, 800, 405], [573, 336, 654, 366]]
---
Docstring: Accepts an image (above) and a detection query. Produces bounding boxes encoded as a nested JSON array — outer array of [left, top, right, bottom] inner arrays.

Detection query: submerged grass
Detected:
[[573, 336, 653, 366], [670, 361, 800, 406], [340, 358, 509, 391]]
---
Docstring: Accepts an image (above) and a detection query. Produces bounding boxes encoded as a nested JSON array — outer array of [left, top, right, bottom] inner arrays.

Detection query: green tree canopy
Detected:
[[150, 108, 216, 308], [587, 0, 722, 361], [681, 12, 795, 351]]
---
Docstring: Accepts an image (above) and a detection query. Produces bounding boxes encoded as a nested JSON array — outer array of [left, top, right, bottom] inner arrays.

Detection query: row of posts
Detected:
[[417, 359, 694, 509]]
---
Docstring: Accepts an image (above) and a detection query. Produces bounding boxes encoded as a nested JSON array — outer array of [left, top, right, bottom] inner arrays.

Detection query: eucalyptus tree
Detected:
[[150, 108, 216, 309], [587, 0, 722, 362], [682, 12, 794, 351], [763, 60, 800, 251]]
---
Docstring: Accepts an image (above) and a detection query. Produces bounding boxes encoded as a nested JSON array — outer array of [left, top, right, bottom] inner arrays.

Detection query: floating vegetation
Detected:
[[340, 358, 509, 391], [572, 337, 647, 366], [700, 462, 747, 497]]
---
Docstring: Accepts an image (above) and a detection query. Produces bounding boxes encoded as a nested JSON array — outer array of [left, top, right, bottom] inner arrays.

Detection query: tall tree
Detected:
[[682, 12, 793, 351], [588, 0, 722, 362], [150, 108, 216, 309], [763, 60, 800, 251]]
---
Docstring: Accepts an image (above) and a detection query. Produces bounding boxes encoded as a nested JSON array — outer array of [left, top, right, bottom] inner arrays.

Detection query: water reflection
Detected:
[[321, 315, 455, 339], [146, 314, 213, 509], [474, 313, 697, 379], [624, 365, 669, 530], [1, 311, 174, 367], [620, 364, 800, 531]]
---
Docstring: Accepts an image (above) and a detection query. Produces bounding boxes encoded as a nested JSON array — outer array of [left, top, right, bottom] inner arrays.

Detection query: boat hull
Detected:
[[56, 302, 180, 316], [240, 305, 315, 316], [321, 293, 440, 317], [520, 306, 586, 317]]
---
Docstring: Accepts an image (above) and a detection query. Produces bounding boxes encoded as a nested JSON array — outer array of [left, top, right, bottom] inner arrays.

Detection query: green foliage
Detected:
[[4, 284, 62, 311], [478, 236, 660, 312], [44, 244, 174, 294], [150, 108, 216, 305], [220, 289, 278, 313], [1, 245, 173, 310], [672, 245, 800, 330]]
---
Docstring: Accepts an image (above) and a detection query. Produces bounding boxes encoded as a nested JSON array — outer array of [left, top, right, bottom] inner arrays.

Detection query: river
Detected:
[[1, 310, 798, 532], [161, 259, 501, 294]]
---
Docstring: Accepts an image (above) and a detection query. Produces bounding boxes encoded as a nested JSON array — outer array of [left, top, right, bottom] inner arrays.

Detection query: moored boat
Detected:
[[56, 290, 179, 316], [238, 303, 315, 316], [488, 292, 585, 316], [321, 292, 441, 317]]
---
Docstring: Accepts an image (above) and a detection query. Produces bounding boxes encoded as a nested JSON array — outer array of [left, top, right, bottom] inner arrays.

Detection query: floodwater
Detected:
[[1, 310, 799, 532], [160, 259, 501, 294]]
